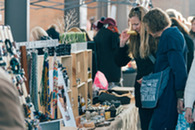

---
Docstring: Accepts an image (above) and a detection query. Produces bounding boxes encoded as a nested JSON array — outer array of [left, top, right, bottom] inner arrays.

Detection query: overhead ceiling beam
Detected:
[[0, 0, 153, 11]]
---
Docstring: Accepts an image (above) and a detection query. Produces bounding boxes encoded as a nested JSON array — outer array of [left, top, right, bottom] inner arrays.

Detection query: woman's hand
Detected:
[[185, 108, 193, 123], [137, 78, 142, 84], [120, 29, 130, 47], [177, 99, 184, 114]]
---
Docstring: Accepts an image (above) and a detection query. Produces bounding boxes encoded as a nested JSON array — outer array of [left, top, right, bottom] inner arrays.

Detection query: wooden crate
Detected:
[[71, 82, 88, 118], [70, 50, 93, 117], [86, 49, 92, 73], [71, 51, 88, 86], [77, 82, 88, 108], [85, 50, 93, 104]]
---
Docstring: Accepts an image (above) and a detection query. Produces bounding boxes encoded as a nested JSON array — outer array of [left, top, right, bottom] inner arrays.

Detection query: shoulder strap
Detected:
[[182, 41, 186, 53], [148, 54, 156, 64]]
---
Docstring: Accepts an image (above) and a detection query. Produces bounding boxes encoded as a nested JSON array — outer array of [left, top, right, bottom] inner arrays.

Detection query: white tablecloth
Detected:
[[96, 103, 140, 130]]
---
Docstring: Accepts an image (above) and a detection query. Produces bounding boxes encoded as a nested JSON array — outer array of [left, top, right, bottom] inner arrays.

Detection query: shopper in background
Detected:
[[115, 6, 157, 130], [166, 8, 178, 19], [31, 26, 51, 41], [31, 26, 52, 55], [143, 8, 187, 129], [189, 17, 195, 49], [171, 17, 194, 73], [94, 17, 121, 88], [90, 16, 95, 30], [0, 68, 25, 130], [166, 9, 190, 32], [31, 26, 52, 41], [46, 24, 60, 41], [80, 28, 92, 41], [93, 17, 106, 37], [184, 58, 195, 124]]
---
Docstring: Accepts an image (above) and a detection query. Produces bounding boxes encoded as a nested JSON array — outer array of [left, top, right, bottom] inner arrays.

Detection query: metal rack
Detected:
[[15, 39, 59, 50]]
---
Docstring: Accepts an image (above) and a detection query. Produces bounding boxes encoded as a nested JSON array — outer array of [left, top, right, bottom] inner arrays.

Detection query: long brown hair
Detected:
[[143, 8, 171, 34], [128, 6, 155, 58]]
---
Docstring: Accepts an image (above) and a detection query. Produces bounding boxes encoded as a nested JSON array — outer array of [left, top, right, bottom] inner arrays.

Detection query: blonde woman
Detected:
[[115, 6, 157, 130], [31, 26, 51, 41], [30, 26, 52, 55]]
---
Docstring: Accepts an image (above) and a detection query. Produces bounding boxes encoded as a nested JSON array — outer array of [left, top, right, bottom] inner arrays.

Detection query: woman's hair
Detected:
[[189, 17, 195, 38], [128, 6, 154, 58], [190, 17, 195, 23], [143, 8, 171, 34], [31, 26, 48, 41], [48, 24, 59, 32], [166, 8, 178, 19], [171, 17, 189, 35]]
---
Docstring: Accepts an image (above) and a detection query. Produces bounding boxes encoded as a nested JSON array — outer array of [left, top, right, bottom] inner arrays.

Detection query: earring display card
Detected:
[[49, 69, 76, 127]]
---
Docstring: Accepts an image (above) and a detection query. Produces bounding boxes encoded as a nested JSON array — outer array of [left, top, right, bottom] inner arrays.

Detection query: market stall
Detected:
[[0, 26, 140, 129]]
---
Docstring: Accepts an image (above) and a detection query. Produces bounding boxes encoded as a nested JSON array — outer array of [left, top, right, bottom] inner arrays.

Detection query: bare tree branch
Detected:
[[55, 9, 79, 33]]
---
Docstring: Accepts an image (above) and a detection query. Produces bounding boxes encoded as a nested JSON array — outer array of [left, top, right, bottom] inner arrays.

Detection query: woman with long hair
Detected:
[[115, 6, 157, 130]]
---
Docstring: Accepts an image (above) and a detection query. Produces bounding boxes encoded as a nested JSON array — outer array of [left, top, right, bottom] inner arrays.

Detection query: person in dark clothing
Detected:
[[115, 6, 157, 130], [143, 8, 187, 130], [80, 28, 92, 41], [94, 17, 121, 86], [46, 24, 60, 40], [171, 17, 194, 74]]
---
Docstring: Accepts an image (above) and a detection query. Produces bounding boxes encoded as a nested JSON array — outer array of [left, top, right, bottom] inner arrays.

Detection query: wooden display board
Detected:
[[77, 82, 87, 108], [36, 49, 93, 119], [71, 51, 86, 86]]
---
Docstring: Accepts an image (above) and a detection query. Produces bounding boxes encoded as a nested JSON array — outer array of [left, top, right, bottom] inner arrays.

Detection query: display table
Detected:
[[61, 87, 140, 130], [96, 87, 139, 130], [95, 102, 140, 130]]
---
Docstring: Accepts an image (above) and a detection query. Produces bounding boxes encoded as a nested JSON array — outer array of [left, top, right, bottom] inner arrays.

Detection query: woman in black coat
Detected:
[[94, 18, 121, 84], [115, 6, 157, 130]]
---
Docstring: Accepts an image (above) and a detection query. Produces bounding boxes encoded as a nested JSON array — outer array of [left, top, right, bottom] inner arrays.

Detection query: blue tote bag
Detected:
[[140, 67, 171, 108]]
